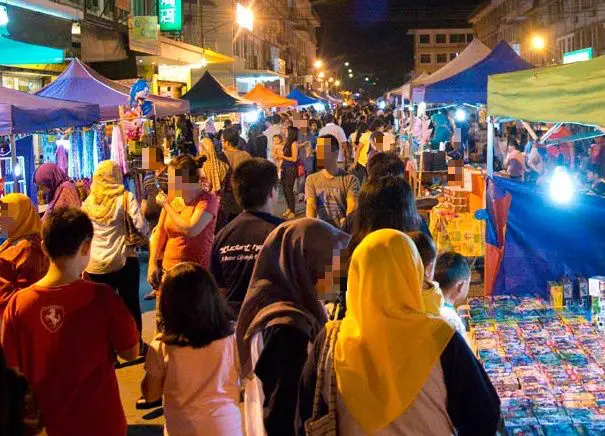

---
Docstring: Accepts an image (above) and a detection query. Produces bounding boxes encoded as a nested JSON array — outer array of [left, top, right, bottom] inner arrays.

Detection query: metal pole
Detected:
[[487, 116, 494, 177], [9, 134, 19, 193]]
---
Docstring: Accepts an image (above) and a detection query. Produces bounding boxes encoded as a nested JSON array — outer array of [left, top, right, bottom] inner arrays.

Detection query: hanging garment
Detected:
[[55, 143, 69, 174], [70, 129, 83, 179], [110, 125, 128, 174], [42, 135, 57, 164], [82, 129, 95, 178]]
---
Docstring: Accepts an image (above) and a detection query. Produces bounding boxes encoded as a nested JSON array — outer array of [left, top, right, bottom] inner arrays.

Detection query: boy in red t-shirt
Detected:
[[1, 207, 139, 436]]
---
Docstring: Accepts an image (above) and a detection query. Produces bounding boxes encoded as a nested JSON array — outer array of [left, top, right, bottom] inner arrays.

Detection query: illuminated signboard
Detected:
[[0, 5, 8, 26], [158, 0, 182, 32], [563, 47, 593, 64]]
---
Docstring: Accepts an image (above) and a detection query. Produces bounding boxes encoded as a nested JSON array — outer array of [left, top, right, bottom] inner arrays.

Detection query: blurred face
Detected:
[[316, 137, 337, 168], [373, 136, 385, 152], [168, 166, 198, 197], [315, 248, 345, 301], [425, 260, 436, 282], [142, 148, 163, 171], [293, 113, 308, 133], [0, 202, 16, 238]]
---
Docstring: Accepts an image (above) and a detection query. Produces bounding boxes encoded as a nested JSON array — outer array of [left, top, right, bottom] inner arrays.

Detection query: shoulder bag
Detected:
[[304, 321, 341, 436], [123, 192, 148, 247]]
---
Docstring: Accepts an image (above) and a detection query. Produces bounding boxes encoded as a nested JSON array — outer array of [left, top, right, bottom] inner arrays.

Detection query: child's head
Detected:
[[42, 207, 93, 274], [407, 231, 437, 282], [273, 134, 284, 147], [159, 262, 233, 348], [434, 252, 471, 304]]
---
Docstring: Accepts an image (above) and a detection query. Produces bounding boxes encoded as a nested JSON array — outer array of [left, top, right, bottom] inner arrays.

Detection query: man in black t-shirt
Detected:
[[210, 158, 284, 315]]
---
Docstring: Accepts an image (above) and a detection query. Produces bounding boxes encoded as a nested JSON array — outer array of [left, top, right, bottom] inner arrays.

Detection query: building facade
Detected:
[[469, 0, 605, 65], [408, 28, 475, 74], [202, 0, 320, 95]]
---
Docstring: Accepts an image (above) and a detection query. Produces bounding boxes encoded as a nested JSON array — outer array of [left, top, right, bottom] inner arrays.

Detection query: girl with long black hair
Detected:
[[279, 126, 299, 219]]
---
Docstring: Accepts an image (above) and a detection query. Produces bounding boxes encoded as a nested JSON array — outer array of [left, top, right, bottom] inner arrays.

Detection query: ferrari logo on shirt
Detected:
[[40, 306, 65, 333]]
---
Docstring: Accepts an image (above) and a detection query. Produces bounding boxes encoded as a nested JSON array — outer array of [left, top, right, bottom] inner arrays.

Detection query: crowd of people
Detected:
[[0, 103, 501, 436]]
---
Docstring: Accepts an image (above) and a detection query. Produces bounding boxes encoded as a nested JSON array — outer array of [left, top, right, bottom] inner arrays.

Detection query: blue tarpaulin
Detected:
[[287, 89, 319, 106], [414, 41, 533, 104], [0, 86, 100, 136], [486, 176, 605, 298]]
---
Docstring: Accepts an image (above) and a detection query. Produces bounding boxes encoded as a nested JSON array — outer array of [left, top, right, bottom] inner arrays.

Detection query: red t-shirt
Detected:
[[1, 280, 139, 436], [163, 191, 219, 270]]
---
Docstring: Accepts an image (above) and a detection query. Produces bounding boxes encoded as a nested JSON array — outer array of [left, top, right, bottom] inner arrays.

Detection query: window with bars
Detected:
[[420, 54, 432, 63], [419, 34, 430, 44], [436, 53, 447, 63]]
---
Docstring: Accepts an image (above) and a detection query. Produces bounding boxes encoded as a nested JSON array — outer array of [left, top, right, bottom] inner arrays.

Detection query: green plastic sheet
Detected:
[[488, 55, 605, 126]]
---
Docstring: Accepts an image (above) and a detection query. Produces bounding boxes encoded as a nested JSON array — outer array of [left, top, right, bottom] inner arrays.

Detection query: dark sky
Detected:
[[311, 0, 482, 94]]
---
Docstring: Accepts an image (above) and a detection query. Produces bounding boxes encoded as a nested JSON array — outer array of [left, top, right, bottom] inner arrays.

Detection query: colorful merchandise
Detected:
[[470, 296, 605, 435]]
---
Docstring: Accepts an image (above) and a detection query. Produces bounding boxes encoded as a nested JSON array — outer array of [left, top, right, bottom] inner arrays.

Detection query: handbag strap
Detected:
[[310, 322, 341, 420]]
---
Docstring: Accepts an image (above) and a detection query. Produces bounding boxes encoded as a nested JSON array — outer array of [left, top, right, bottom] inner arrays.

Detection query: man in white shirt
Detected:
[[319, 114, 348, 165], [434, 252, 471, 343], [263, 114, 283, 163]]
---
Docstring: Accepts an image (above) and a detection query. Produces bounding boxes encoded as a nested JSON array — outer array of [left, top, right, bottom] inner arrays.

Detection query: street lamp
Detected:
[[531, 34, 545, 51], [329, 77, 334, 83], [335, 80, 341, 87], [348, 73, 353, 78], [365, 77, 370, 82], [344, 62, 350, 67], [314, 59, 323, 69], [236, 3, 253, 31], [318, 71, 325, 79], [348, 69, 352, 73]]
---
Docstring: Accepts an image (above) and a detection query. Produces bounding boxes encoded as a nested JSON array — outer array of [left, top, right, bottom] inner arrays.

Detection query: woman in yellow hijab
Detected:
[[296, 229, 500, 435], [0, 194, 49, 317], [84, 160, 125, 225]]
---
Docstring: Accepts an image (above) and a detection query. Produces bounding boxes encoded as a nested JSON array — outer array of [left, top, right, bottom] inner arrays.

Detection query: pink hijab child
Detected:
[[34, 163, 81, 219]]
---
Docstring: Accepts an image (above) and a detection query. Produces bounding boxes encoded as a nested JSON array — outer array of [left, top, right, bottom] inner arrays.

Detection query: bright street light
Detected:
[[335, 80, 341, 87], [236, 3, 253, 31], [348, 68, 352, 73], [531, 34, 545, 51], [328, 77, 334, 83], [348, 73, 353, 78], [318, 71, 325, 79], [365, 77, 370, 82], [344, 62, 350, 67], [314, 59, 323, 69]]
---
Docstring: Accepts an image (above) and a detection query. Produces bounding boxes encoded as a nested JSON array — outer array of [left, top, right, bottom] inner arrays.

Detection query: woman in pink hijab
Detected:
[[34, 163, 81, 219]]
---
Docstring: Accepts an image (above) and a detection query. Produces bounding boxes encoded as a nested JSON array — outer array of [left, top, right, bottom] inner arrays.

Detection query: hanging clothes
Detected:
[[110, 125, 128, 174], [55, 143, 69, 174], [42, 135, 57, 164], [82, 129, 95, 178], [70, 128, 83, 179]]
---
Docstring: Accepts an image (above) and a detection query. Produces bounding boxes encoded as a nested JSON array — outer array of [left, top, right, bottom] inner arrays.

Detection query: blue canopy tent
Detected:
[[413, 41, 533, 104], [37, 58, 189, 121], [287, 89, 319, 106], [0, 86, 100, 135]]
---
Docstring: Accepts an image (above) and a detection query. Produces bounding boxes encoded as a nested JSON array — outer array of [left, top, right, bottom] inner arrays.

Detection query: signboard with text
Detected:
[[158, 0, 182, 32], [128, 16, 160, 55], [563, 47, 593, 64]]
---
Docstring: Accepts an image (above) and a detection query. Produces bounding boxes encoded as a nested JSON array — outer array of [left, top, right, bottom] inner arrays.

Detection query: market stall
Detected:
[[286, 88, 320, 107], [182, 71, 255, 114], [244, 84, 296, 108], [485, 54, 605, 298], [0, 86, 100, 198], [385, 72, 429, 102], [37, 58, 189, 121]]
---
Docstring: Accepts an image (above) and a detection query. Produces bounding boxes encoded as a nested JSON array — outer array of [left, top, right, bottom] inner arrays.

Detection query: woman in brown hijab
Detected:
[[237, 218, 349, 436]]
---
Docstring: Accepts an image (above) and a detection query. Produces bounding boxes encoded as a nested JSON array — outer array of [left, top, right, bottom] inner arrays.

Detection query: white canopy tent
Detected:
[[386, 73, 429, 100], [413, 39, 491, 88]]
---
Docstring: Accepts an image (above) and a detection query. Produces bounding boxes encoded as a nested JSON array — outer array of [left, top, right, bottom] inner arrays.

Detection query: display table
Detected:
[[429, 204, 484, 257], [469, 296, 605, 434]]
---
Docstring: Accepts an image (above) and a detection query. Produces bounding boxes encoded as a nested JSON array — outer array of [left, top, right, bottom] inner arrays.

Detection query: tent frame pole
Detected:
[[9, 134, 19, 194], [487, 117, 494, 177]]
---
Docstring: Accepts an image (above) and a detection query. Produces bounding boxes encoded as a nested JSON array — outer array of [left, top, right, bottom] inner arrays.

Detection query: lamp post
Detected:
[[531, 34, 546, 66]]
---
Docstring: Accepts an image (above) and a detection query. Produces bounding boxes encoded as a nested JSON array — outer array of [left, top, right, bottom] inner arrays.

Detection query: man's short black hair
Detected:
[[368, 152, 405, 180], [232, 158, 278, 210], [317, 134, 340, 154], [324, 114, 334, 124], [223, 119, 232, 128], [434, 252, 471, 291], [271, 114, 282, 124], [43, 207, 93, 259], [222, 127, 240, 148]]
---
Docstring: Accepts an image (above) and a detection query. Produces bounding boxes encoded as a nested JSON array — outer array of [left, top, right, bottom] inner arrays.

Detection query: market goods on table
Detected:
[[468, 296, 605, 435]]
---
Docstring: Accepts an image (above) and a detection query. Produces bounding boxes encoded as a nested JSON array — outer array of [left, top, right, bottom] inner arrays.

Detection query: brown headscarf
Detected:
[[236, 218, 350, 378]]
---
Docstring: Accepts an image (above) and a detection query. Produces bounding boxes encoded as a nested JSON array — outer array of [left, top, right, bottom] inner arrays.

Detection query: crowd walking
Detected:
[[0, 106, 501, 436]]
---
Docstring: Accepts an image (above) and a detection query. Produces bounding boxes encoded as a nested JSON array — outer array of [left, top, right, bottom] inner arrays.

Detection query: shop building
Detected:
[[201, 0, 320, 95], [469, 0, 605, 65], [408, 27, 475, 74]]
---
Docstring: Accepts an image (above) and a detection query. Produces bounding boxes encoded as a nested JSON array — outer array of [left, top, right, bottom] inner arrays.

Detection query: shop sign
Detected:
[[274, 58, 286, 75], [129, 16, 160, 55], [563, 47, 592, 64], [158, 0, 182, 32]]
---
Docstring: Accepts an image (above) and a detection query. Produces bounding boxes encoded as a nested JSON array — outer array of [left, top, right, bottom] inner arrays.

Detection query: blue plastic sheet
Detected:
[[487, 176, 605, 297]]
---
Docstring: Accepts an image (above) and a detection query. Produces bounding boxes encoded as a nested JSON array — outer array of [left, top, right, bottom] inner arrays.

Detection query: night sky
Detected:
[[311, 0, 483, 94]]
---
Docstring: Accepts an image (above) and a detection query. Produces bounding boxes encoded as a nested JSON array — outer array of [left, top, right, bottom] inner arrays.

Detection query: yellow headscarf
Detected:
[[200, 138, 228, 193], [0, 193, 42, 252], [85, 160, 125, 224], [334, 229, 454, 433]]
